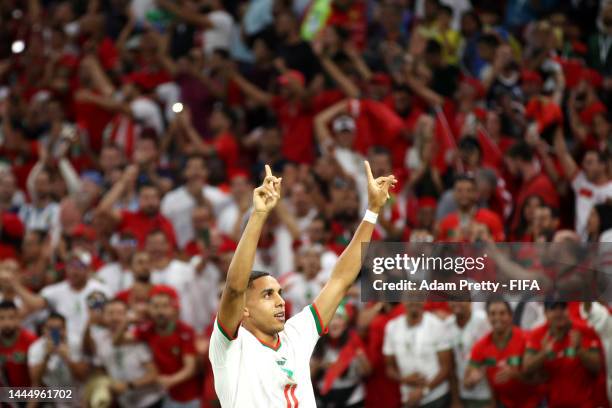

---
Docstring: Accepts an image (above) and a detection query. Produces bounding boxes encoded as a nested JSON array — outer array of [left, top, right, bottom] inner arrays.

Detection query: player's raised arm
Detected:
[[313, 161, 396, 328], [217, 165, 281, 338]]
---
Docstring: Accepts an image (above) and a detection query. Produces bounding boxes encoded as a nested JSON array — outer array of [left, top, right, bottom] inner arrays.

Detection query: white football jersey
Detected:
[[209, 304, 325, 407]]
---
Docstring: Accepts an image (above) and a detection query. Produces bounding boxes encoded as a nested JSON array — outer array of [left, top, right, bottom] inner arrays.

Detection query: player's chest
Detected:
[[244, 342, 305, 387]]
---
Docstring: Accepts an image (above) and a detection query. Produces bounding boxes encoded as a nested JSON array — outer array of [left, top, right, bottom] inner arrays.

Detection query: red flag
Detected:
[[321, 331, 366, 395]]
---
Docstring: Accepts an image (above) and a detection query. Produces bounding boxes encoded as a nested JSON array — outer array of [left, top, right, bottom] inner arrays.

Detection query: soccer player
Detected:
[[209, 163, 395, 407]]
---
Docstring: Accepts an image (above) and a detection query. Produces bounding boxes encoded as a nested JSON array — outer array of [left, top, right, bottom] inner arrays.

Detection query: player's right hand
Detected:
[[253, 164, 281, 214]]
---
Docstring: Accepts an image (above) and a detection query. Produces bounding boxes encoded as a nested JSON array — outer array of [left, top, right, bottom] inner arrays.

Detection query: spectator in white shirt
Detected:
[[161, 154, 229, 249], [87, 299, 164, 408], [97, 232, 138, 296], [383, 301, 452, 408], [19, 160, 60, 234], [144, 230, 197, 326], [446, 302, 492, 408], [555, 131, 612, 240], [3, 249, 111, 344], [28, 312, 89, 407]]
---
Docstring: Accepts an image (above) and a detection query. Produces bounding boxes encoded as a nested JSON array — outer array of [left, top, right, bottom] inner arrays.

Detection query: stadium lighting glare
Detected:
[[11, 40, 25, 54], [172, 102, 184, 113]]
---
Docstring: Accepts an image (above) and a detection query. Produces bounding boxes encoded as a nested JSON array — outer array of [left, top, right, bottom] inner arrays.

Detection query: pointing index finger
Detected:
[[265, 164, 273, 178], [364, 161, 374, 183]]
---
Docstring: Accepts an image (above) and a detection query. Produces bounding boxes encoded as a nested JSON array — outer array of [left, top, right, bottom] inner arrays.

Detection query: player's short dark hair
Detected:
[[0, 300, 17, 311], [485, 297, 513, 314], [248, 271, 271, 288], [506, 141, 534, 162]]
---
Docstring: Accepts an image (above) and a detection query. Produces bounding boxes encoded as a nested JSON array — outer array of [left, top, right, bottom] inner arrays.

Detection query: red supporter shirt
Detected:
[[326, 0, 367, 49], [74, 94, 115, 152], [134, 321, 200, 402], [118, 210, 178, 249], [364, 303, 404, 408], [0, 142, 39, 191], [437, 208, 505, 242], [0, 212, 25, 261], [271, 90, 343, 164], [0, 329, 37, 387], [526, 322, 603, 408], [213, 132, 240, 175], [470, 327, 540, 408]]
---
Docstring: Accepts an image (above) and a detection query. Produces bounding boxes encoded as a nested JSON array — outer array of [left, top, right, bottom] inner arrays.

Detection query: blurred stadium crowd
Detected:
[[0, 0, 611, 406]]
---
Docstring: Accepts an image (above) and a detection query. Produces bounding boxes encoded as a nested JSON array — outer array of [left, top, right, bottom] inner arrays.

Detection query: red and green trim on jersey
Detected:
[[309, 303, 329, 336], [284, 384, 299, 408], [216, 318, 238, 341]]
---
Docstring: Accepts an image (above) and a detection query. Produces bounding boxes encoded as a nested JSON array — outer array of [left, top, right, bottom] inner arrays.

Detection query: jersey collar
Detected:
[[258, 335, 281, 351]]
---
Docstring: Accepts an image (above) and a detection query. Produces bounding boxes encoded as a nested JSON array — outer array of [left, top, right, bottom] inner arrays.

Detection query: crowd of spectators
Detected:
[[0, 0, 611, 406]]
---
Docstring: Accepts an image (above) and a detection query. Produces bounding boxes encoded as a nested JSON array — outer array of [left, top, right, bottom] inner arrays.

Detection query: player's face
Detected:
[[0, 308, 19, 338], [487, 302, 512, 332], [245, 276, 286, 334]]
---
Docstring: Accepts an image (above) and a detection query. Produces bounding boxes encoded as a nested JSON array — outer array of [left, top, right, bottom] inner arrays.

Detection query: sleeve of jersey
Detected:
[[283, 304, 328, 356], [209, 317, 239, 367]]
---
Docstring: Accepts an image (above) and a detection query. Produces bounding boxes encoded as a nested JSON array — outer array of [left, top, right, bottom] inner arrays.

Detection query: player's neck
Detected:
[[244, 323, 279, 347]]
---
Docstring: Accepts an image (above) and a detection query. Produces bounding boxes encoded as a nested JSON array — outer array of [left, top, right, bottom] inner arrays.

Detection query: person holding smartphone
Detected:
[[27, 312, 89, 407]]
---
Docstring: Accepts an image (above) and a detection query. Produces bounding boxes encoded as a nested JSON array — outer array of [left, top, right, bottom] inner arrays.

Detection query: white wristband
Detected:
[[363, 209, 378, 224]]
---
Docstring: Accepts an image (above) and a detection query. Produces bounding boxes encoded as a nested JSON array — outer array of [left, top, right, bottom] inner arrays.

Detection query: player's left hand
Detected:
[[253, 164, 282, 214], [364, 160, 396, 212]]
